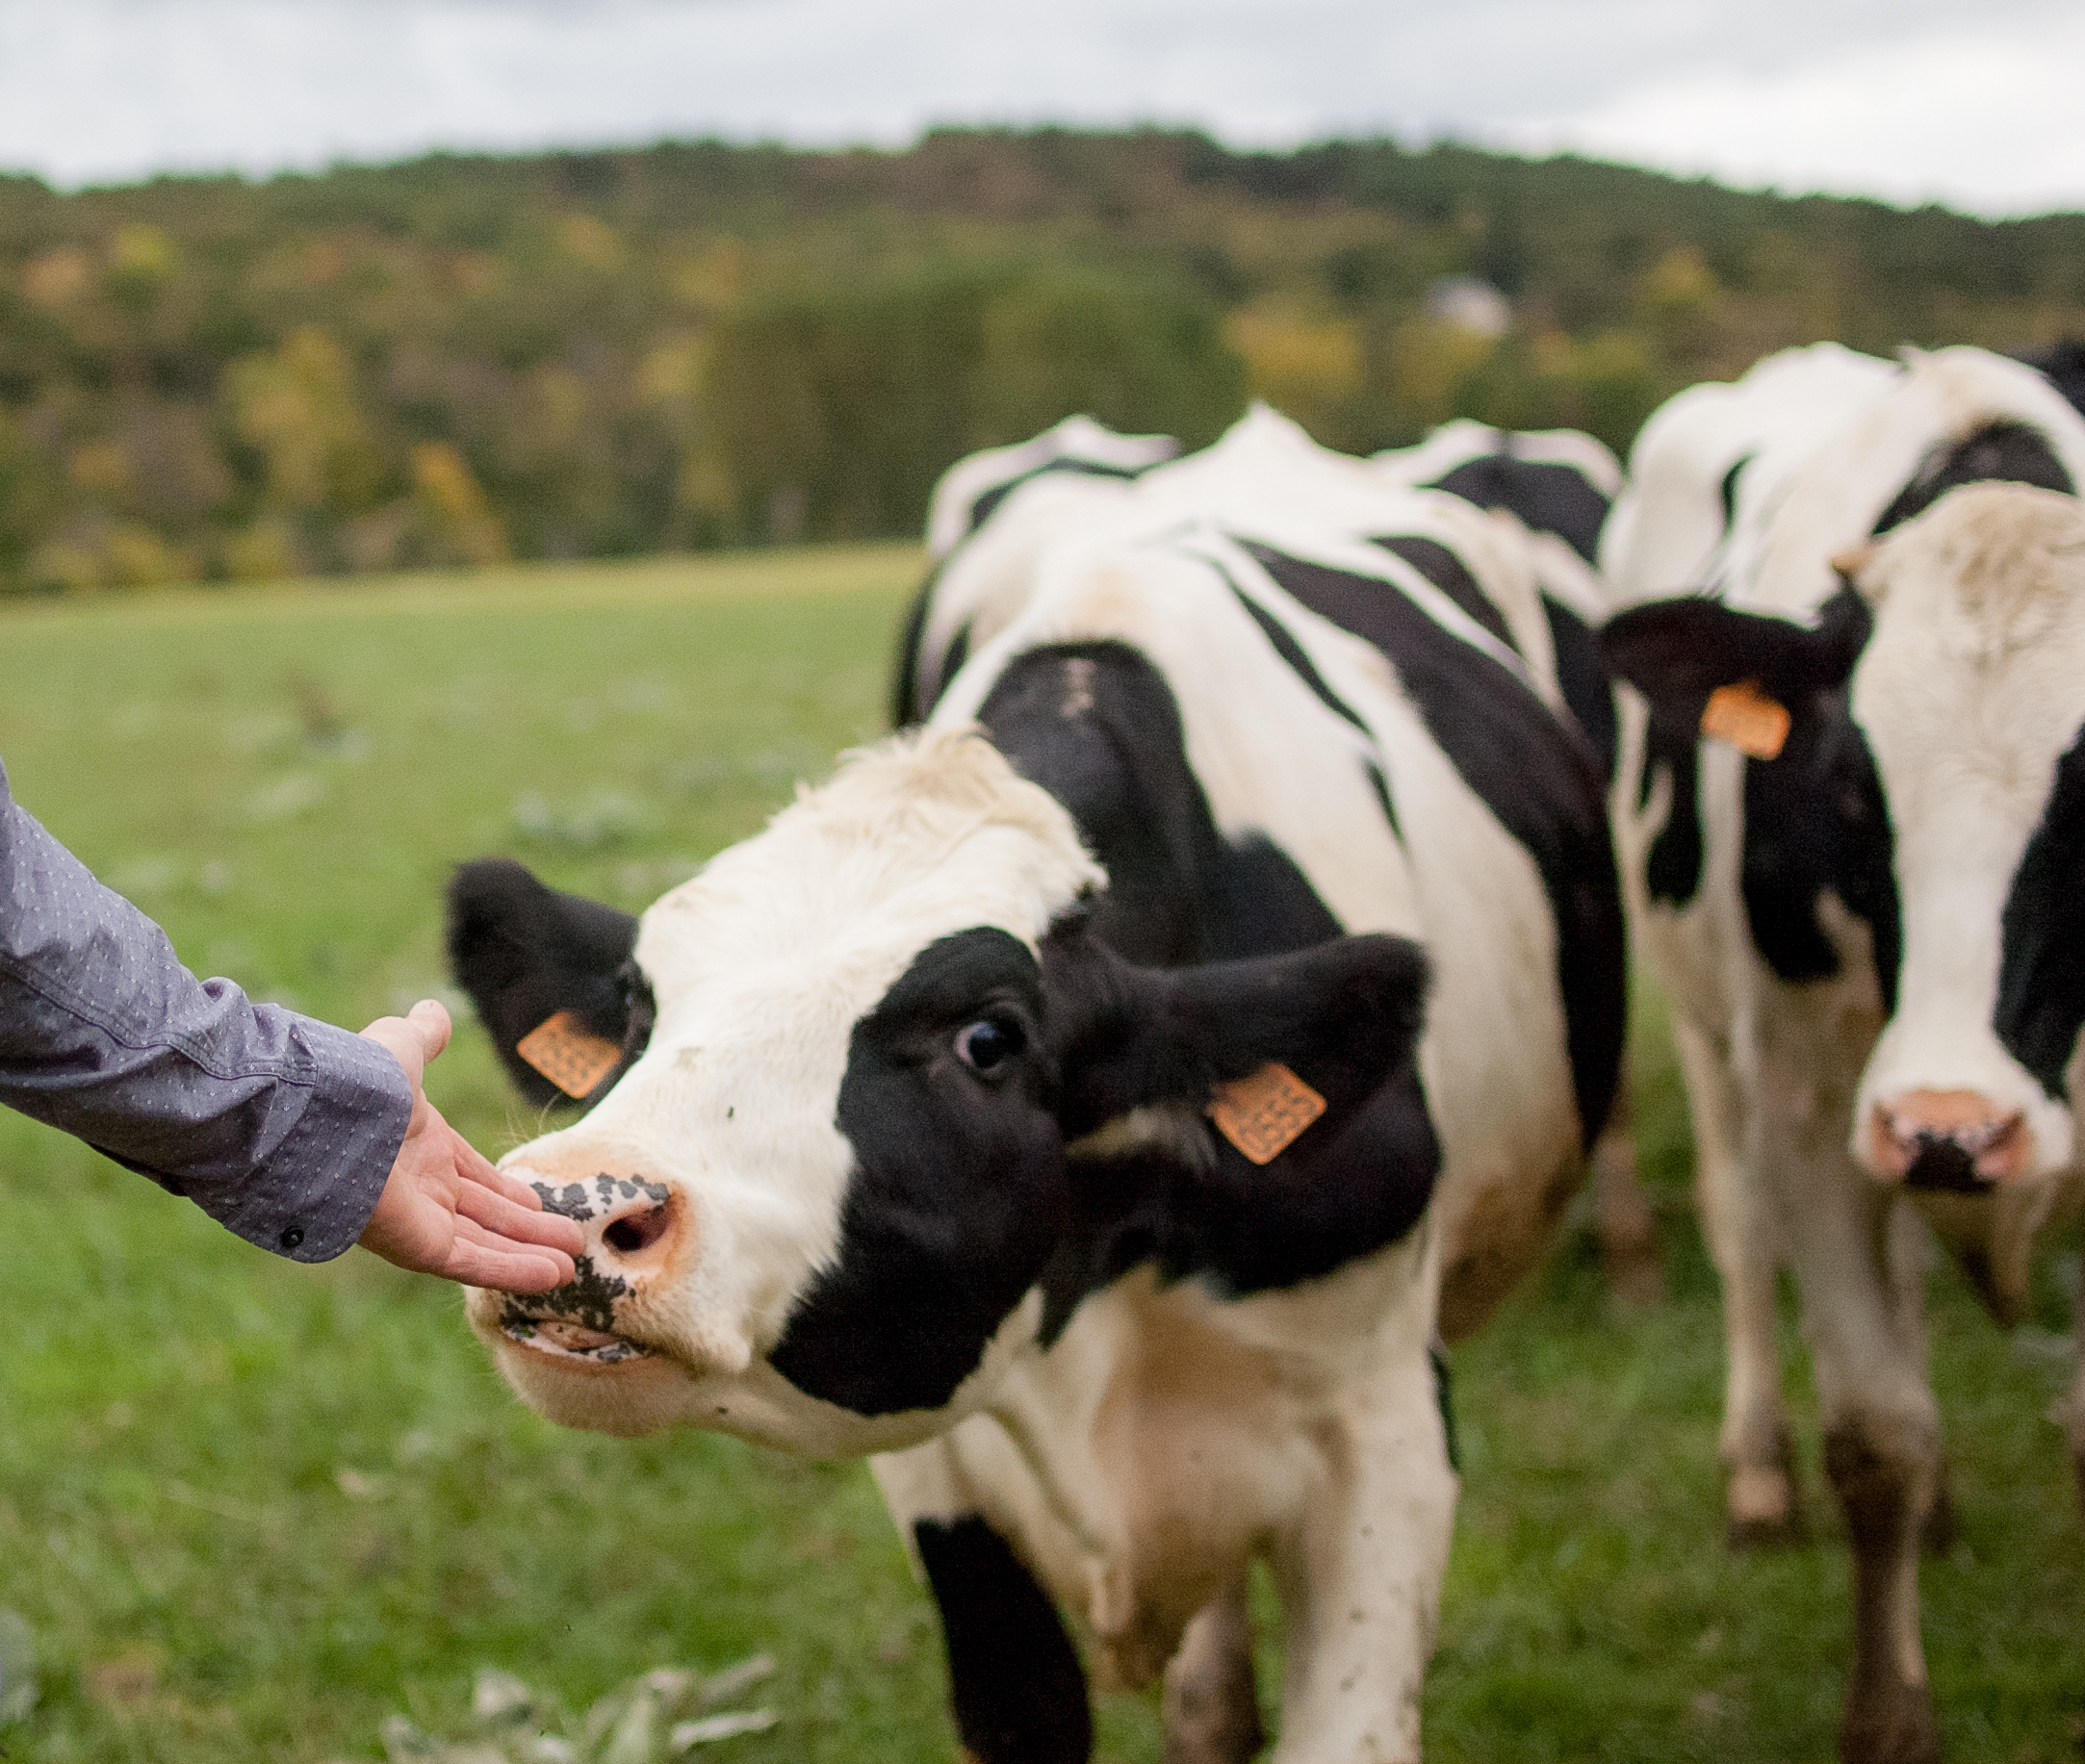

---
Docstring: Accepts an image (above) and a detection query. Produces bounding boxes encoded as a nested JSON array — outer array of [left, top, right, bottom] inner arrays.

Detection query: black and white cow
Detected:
[[449, 407, 1626, 1763], [1600, 342, 2085, 1764]]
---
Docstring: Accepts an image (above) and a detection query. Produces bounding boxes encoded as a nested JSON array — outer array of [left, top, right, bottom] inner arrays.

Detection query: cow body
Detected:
[[1601, 343, 2085, 1764], [450, 408, 1625, 1762]]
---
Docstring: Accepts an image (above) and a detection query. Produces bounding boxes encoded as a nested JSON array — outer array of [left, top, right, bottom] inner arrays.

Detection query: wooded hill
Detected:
[[2, 129, 2080, 591]]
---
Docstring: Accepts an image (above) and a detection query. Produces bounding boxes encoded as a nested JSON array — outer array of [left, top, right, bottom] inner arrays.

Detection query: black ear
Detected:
[[1601, 584, 1871, 715], [446, 856, 647, 1107], [1043, 929, 1430, 1139]]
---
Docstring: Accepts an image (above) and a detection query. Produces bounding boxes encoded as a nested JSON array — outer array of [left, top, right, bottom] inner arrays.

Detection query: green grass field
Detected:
[[0, 549, 2078, 1764]]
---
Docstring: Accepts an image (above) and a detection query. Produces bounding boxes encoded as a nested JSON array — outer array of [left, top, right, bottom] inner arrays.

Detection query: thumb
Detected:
[[407, 997, 453, 1064], [359, 998, 452, 1093]]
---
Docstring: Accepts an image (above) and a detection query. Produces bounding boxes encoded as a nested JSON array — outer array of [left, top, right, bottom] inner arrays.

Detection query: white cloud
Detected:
[[1508, 14, 2085, 216], [0, 0, 2076, 216]]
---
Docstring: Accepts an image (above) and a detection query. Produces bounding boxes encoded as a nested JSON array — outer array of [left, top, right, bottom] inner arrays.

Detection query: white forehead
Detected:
[[1856, 485, 2085, 797], [632, 727, 1104, 1038]]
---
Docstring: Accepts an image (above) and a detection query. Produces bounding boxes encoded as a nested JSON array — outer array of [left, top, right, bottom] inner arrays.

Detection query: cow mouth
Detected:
[[500, 1313, 654, 1365]]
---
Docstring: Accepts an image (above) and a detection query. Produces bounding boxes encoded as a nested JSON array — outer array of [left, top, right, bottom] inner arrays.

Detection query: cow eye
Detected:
[[955, 1017, 1024, 1073]]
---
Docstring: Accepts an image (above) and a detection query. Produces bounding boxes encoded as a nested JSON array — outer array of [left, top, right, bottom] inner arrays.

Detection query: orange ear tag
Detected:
[[515, 1010, 625, 1099], [1208, 1062, 1327, 1165], [1700, 680, 1790, 761]]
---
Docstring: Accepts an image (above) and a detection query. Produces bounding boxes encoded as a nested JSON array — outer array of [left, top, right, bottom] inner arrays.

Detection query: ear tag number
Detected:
[[1209, 1062, 1327, 1165], [1701, 680, 1790, 761], [515, 1010, 624, 1099]]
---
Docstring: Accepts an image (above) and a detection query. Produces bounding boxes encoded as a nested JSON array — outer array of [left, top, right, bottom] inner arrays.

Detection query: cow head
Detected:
[[447, 729, 1431, 1455], [1605, 482, 2085, 1228]]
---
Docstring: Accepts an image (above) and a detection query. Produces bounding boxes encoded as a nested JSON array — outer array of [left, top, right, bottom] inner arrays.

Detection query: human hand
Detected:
[[355, 1000, 583, 1292]]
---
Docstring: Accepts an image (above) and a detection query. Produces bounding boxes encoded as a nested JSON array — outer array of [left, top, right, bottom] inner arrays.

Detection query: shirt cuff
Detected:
[[202, 1022, 415, 1263]]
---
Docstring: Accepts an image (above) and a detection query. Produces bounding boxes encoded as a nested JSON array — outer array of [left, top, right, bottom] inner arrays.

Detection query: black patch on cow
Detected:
[[778, 917, 1436, 1415], [1243, 542, 1625, 1144], [1373, 533, 1517, 652], [774, 929, 1067, 1418], [2026, 341, 2085, 421], [1602, 589, 1900, 998], [1995, 724, 2085, 1101], [1431, 1343, 1459, 1473], [1425, 452, 1609, 564], [1365, 758, 1402, 839], [914, 1516, 1092, 1764], [1545, 596, 1619, 782], [1741, 688, 1900, 1005], [1637, 715, 1705, 908], [1718, 453, 1753, 531], [889, 568, 940, 727], [446, 857, 653, 1107], [1872, 421, 2074, 534], [965, 452, 1159, 539], [978, 641, 1351, 968], [500, 1254, 631, 1338]]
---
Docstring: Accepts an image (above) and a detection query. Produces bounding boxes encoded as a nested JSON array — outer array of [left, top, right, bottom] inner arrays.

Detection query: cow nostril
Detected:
[[602, 1204, 673, 1256]]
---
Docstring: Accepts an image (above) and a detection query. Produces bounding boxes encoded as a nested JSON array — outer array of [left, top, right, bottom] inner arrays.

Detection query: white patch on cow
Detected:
[[1849, 482, 2085, 1175]]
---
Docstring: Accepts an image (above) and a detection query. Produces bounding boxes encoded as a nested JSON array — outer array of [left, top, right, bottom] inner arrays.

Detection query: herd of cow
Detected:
[[439, 340, 2085, 1764]]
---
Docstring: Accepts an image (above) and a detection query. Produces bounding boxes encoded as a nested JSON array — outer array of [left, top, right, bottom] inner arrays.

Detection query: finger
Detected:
[[444, 1231, 576, 1293], [407, 998, 453, 1064], [358, 1013, 428, 1090], [447, 1128, 524, 1197], [455, 1171, 587, 1254], [452, 1214, 578, 1289]]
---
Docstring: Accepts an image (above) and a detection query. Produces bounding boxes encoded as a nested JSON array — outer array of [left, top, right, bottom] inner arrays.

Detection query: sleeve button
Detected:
[[280, 1227, 305, 1250]]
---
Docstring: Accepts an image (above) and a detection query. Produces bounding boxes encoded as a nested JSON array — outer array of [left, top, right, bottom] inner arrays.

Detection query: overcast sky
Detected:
[[0, 0, 2076, 217]]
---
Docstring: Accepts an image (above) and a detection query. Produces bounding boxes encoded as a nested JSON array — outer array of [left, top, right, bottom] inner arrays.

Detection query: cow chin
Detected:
[[465, 1286, 1046, 1458], [483, 1325, 701, 1439]]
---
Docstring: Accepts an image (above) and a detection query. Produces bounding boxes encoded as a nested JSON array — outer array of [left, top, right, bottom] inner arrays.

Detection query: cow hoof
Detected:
[[1726, 1464, 1805, 1550], [1840, 1677, 1941, 1764]]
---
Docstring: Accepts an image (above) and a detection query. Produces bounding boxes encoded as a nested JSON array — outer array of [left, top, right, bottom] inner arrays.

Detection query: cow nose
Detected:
[[589, 1190, 688, 1272], [1866, 1090, 2030, 1189]]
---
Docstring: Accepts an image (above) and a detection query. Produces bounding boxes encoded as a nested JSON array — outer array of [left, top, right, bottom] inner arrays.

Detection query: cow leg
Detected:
[[1592, 1067, 1664, 1306], [1782, 1168, 1942, 1764], [1266, 1349, 1456, 1764], [1880, 1200, 1956, 1556], [1673, 1013, 1800, 1546], [1162, 1578, 1264, 1764], [914, 1513, 1094, 1764]]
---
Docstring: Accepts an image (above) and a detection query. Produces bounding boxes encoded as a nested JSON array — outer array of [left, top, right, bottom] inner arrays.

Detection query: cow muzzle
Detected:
[[486, 1169, 695, 1365], [1866, 1090, 2033, 1190]]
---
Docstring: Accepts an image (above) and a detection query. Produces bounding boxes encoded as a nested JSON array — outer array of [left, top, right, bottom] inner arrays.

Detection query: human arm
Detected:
[[0, 757, 578, 1288]]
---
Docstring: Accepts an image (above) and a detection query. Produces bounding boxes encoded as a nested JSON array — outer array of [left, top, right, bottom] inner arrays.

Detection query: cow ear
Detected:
[[1043, 929, 1430, 1141], [446, 857, 648, 1107], [1600, 583, 1871, 712]]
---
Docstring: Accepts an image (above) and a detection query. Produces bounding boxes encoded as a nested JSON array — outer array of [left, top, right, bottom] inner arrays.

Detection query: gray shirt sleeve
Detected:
[[0, 756, 412, 1262]]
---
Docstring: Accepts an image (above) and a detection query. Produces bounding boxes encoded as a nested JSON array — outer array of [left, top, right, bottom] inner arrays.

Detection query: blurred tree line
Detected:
[[0, 129, 2081, 590]]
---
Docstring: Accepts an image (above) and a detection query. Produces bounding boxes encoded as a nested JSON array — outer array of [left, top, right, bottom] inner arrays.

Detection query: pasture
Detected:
[[0, 548, 2078, 1763]]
